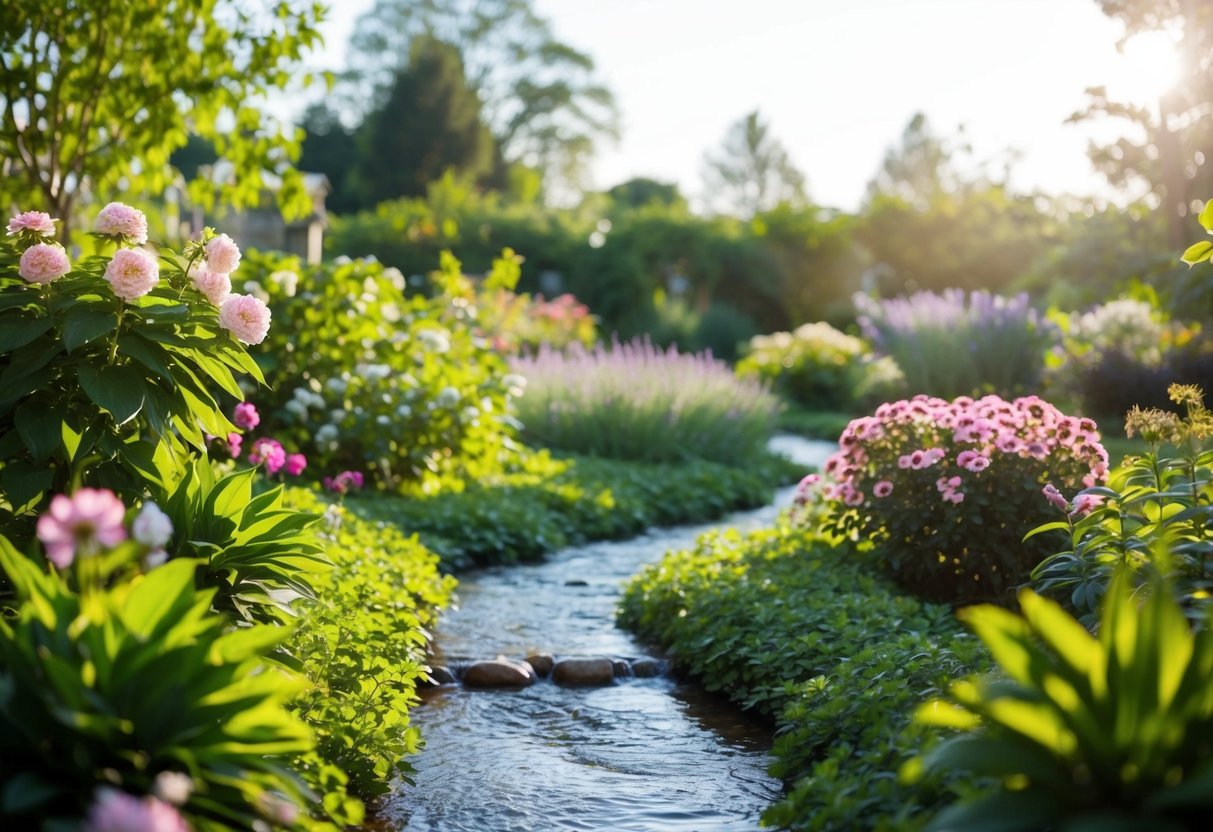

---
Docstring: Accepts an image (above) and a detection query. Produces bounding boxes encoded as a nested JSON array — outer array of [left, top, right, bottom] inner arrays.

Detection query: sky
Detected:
[[303, 0, 1179, 212]]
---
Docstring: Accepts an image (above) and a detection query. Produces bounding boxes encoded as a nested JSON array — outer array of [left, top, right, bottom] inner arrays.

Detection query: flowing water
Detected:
[[381, 437, 836, 832]]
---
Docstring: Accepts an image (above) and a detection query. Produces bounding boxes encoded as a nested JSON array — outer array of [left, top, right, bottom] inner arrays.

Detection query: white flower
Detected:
[[329, 409, 346, 423], [269, 269, 299, 297], [503, 374, 527, 397], [435, 386, 461, 409], [284, 400, 308, 419], [242, 280, 269, 303], [132, 503, 173, 548], [376, 415, 390, 425], [325, 377, 347, 394], [462, 406, 480, 422], [316, 424, 338, 443], [418, 328, 451, 354], [396, 404, 412, 419]]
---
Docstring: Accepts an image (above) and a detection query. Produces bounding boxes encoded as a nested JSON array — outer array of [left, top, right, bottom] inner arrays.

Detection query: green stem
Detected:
[[108, 301, 124, 364]]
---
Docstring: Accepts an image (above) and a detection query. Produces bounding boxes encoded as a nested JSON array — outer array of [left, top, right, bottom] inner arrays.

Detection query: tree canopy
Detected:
[[701, 111, 808, 218], [0, 0, 325, 242]]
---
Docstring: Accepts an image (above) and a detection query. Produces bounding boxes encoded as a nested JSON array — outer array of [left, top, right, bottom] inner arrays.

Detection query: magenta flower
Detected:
[[323, 470, 365, 495], [285, 453, 307, 476], [232, 402, 260, 430], [873, 480, 894, 498], [218, 294, 271, 344], [104, 248, 160, 301], [36, 488, 128, 568], [18, 242, 71, 284], [84, 789, 188, 832], [7, 210, 57, 237], [94, 202, 149, 245], [226, 432, 243, 459], [248, 437, 287, 475]]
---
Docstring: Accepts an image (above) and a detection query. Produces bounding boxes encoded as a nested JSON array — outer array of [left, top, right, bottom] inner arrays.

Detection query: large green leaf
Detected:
[[0, 314, 51, 353], [77, 363, 146, 425], [61, 307, 118, 353], [14, 398, 63, 463]]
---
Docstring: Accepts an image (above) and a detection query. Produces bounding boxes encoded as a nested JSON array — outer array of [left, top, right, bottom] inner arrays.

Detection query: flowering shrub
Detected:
[[735, 321, 902, 411], [243, 248, 523, 491], [855, 289, 1056, 399], [477, 286, 599, 354], [806, 394, 1109, 603], [1030, 384, 1213, 622], [0, 493, 312, 830], [0, 205, 269, 539], [511, 337, 781, 466]]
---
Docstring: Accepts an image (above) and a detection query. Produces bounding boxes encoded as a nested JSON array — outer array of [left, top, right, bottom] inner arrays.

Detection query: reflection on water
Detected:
[[381, 438, 835, 832]]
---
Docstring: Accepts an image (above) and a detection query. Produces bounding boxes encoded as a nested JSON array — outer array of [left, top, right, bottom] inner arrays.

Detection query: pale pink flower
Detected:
[[18, 242, 71, 284], [285, 453, 307, 476], [897, 454, 913, 469], [151, 772, 194, 806], [1042, 483, 1069, 511], [873, 480, 894, 498], [7, 210, 57, 236], [232, 402, 260, 430], [218, 294, 270, 344], [190, 267, 231, 305], [324, 470, 366, 494], [204, 233, 241, 275], [94, 202, 149, 245], [36, 488, 128, 568], [1069, 493, 1104, 517], [84, 788, 189, 832], [104, 248, 159, 301], [961, 454, 990, 473], [945, 491, 965, 504]]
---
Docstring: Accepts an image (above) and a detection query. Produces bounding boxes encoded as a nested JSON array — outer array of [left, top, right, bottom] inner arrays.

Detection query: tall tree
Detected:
[[345, 0, 618, 195], [349, 36, 496, 206], [607, 177, 686, 211], [865, 113, 975, 209], [701, 111, 807, 217], [1069, 0, 1213, 247], [0, 0, 324, 242], [298, 102, 362, 214]]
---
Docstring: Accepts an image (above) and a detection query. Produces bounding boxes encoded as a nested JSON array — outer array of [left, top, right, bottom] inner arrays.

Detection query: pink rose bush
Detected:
[[802, 394, 1109, 603], [94, 201, 149, 245]]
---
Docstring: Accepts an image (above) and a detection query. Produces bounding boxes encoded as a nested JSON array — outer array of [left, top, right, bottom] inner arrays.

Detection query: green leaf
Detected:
[[0, 463, 53, 514], [61, 308, 118, 353], [1199, 199, 1213, 233], [77, 364, 146, 425], [1181, 240, 1213, 265], [15, 399, 63, 463], [0, 315, 52, 352], [119, 559, 198, 640]]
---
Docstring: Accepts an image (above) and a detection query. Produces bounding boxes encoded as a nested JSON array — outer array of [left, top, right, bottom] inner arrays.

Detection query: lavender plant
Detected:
[[855, 289, 1056, 399], [511, 338, 780, 465]]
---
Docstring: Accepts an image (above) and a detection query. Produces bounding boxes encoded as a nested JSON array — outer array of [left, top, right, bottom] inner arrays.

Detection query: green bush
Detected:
[[737, 321, 902, 411], [0, 533, 313, 831], [347, 451, 802, 569], [511, 338, 780, 466], [244, 248, 524, 491], [619, 523, 989, 830], [285, 488, 454, 805], [913, 571, 1213, 831], [1031, 384, 1213, 623]]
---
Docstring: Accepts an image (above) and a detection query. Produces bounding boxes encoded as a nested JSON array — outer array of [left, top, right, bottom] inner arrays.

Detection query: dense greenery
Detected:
[[348, 450, 803, 570], [620, 523, 990, 830]]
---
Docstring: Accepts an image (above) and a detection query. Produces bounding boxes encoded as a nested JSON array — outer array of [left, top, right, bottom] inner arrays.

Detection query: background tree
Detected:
[[298, 102, 362, 215], [345, 0, 618, 197], [701, 111, 808, 217], [0, 0, 324, 242], [1069, 0, 1213, 248], [607, 177, 687, 211], [866, 112, 974, 209]]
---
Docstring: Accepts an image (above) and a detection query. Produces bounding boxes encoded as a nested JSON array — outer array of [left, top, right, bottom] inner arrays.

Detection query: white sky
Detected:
[[304, 0, 1177, 211]]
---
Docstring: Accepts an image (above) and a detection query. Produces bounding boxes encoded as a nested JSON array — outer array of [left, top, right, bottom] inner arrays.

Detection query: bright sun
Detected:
[[1103, 30, 1182, 106]]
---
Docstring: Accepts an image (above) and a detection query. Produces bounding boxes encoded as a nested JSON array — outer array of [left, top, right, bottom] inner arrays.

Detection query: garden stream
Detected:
[[379, 436, 836, 832]]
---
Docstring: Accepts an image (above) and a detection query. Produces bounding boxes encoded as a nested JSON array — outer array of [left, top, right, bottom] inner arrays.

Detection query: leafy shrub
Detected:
[[807, 394, 1110, 604], [855, 289, 1056, 399], [511, 337, 780, 466], [619, 523, 989, 831], [0, 523, 312, 830], [913, 571, 1213, 831], [476, 287, 598, 354], [285, 488, 454, 804], [0, 209, 267, 540], [347, 451, 802, 569], [1031, 384, 1213, 622], [244, 248, 523, 490], [736, 321, 902, 411]]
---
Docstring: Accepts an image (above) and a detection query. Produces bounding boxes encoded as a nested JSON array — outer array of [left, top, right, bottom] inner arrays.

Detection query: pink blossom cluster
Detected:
[[1042, 483, 1104, 518], [7, 209, 71, 284], [94, 202, 149, 245], [36, 488, 128, 568], [799, 394, 1109, 511], [84, 788, 188, 832], [218, 402, 308, 479], [323, 470, 365, 495]]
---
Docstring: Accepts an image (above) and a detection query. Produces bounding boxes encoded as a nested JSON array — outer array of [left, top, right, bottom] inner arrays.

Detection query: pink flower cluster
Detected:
[[36, 488, 128, 568], [7, 210, 57, 237], [94, 202, 149, 245], [323, 471, 365, 495], [801, 394, 1109, 511], [8, 209, 71, 284], [219, 403, 308, 479], [85, 788, 188, 832], [1042, 483, 1104, 518]]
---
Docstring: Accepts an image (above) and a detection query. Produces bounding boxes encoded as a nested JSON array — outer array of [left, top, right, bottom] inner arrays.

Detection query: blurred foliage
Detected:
[[701, 110, 808, 217]]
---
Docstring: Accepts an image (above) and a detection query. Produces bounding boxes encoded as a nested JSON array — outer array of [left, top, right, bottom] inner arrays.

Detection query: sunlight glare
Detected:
[[1104, 30, 1182, 107]]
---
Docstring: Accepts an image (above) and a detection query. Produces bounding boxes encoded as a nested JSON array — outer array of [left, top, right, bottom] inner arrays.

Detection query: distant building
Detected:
[[190, 163, 331, 264]]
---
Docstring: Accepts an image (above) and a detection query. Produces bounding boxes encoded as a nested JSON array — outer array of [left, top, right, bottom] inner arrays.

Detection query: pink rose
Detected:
[[232, 402, 260, 430], [104, 248, 160, 301], [204, 233, 241, 275], [285, 453, 307, 476], [95, 202, 149, 245], [190, 267, 231, 305], [218, 294, 271, 344], [18, 242, 71, 284], [226, 432, 243, 458], [248, 437, 286, 475], [36, 488, 128, 568], [7, 210, 57, 236]]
